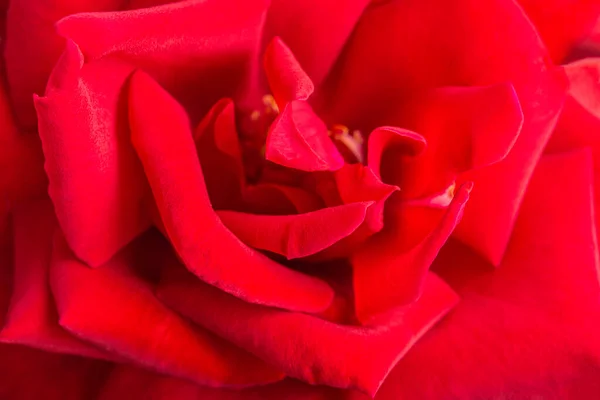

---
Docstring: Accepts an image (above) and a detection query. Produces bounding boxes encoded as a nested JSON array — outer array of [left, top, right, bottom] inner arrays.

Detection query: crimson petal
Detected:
[[129, 70, 334, 312]]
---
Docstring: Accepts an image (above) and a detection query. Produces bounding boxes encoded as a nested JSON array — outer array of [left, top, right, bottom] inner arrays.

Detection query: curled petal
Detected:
[[367, 126, 427, 180], [217, 202, 373, 259], [352, 183, 472, 322], [266, 100, 344, 172], [35, 41, 150, 267], [158, 263, 458, 396], [129, 70, 334, 312], [264, 37, 315, 108]]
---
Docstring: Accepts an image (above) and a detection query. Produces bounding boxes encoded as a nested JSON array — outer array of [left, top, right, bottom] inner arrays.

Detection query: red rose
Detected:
[[1, 0, 600, 398]]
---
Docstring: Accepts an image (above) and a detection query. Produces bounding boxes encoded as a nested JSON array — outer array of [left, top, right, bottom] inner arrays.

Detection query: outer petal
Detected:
[[352, 183, 472, 323], [0, 75, 46, 202], [326, 0, 568, 265], [264, 0, 372, 88], [158, 263, 458, 396], [35, 41, 150, 267], [375, 150, 600, 399], [0, 199, 115, 360], [518, 0, 600, 62], [128, 70, 334, 313], [4, 0, 123, 128], [57, 0, 270, 121], [50, 231, 284, 388], [100, 366, 342, 400], [266, 100, 344, 172]]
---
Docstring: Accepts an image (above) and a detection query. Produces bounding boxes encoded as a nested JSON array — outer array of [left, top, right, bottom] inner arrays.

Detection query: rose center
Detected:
[[238, 94, 365, 182]]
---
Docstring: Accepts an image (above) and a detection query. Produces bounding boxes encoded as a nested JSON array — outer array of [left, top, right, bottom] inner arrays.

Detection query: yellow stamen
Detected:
[[262, 94, 279, 114], [330, 124, 364, 164]]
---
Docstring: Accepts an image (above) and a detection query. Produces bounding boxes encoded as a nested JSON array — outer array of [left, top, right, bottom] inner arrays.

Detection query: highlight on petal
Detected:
[[380, 149, 600, 399], [50, 232, 284, 388], [0, 200, 115, 361], [326, 0, 567, 266], [128, 70, 334, 312], [57, 0, 270, 121], [4, 0, 124, 128], [158, 262, 458, 397], [34, 41, 150, 267], [264, 36, 315, 108], [352, 183, 472, 323], [217, 202, 372, 259], [266, 100, 344, 171]]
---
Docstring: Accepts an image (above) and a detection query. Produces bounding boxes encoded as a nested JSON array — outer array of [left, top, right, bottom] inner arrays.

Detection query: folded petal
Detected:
[[57, 0, 270, 122], [352, 183, 472, 323], [264, 37, 314, 108], [1, 199, 115, 360], [378, 149, 600, 399], [50, 231, 284, 388], [217, 202, 372, 259], [158, 263, 458, 396], [4, 0, 123, 128], [264, 0, 372, 88], [35, 41, 150, 267], [242, 183, 324, 215], [326, 0, 567, 265], [367, 126, 426, 180], [129, 70, 334, 312], [266, 100, 344, 172]]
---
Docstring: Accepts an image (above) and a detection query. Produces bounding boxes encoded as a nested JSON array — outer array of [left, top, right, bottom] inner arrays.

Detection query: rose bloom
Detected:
[[1, 0, 600, 398]]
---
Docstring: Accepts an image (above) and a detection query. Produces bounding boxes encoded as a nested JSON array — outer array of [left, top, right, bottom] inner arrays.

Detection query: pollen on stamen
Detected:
[[330, 124, 365, 164], [262, 94, 279, 114]]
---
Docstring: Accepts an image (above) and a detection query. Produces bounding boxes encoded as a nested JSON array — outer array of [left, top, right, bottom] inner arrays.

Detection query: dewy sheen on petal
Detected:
[[128, 70, 334, 313]]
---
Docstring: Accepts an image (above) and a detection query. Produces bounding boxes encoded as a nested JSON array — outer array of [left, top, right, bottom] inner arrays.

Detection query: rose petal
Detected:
[[264, 37, 315, 108], [367, 126, 427, 180], [378, 149, 600, 399], [194, 98, 245, 210], [100, 366, 341, 400], [326, 0, 568, 265], [376, 84, 523, 199], [266, 100, 344, 171], [352, 183, 472, 323], [217, 202, 373, 259], [4, 0, 123, 128], [0, 76, 46, 202], [34, 41, 150, 267], [129, 70, 334, 312], [0, 199, 115, 360], [50, 231, 284, 388], [158, 263, 458, 396], [0, 345, 111, 400], [242, 183, 324, 215], [264, 0, 372, 88], [518, 0, 600, 62], [57, 0, 270, 121]]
